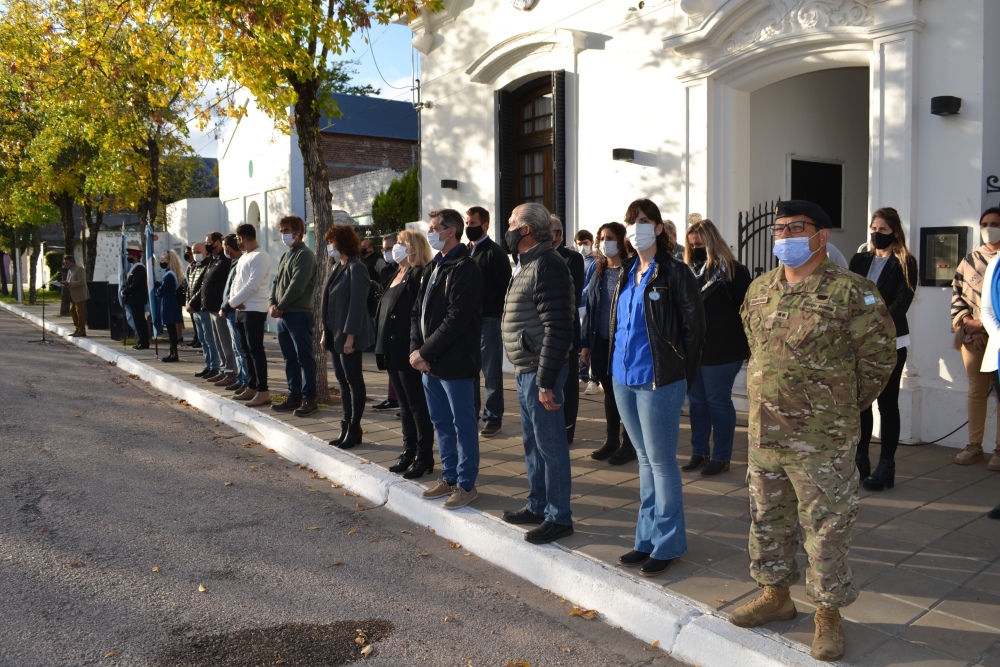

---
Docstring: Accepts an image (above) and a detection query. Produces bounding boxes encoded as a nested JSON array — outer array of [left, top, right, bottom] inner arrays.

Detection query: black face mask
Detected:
[[871, 231, 894, 250], [505, 228, 525, 256], [159, 262, 169, 270], [690, 247, 707, 263], [127, 255, 137, 264], [465, 225, 484, 242]]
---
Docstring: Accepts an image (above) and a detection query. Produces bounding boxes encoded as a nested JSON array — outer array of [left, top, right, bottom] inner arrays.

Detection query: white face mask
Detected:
[[391, 244, 408, 263], [983, 226, 1000, 245], [281, 233, 296, 247], [428, 230, 447, 251], [193, 253, 205, 263], [599, 240, 619, 258], [383, 250, 393, 263], [577, 244, 592, 257], [327, 244, 340, 262], [626, 223, 658, 252]]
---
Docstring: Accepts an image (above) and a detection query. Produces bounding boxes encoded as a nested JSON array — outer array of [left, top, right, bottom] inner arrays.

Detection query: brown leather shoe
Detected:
[[246, 391, 271, 407], [233, 387, 255, 401]]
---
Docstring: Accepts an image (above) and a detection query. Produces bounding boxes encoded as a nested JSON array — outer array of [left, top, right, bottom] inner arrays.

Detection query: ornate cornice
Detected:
[[465, 29, 611, 85]]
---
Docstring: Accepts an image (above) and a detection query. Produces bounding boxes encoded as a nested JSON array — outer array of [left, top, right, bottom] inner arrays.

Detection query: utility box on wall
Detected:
[[919, 226, 968, 287]]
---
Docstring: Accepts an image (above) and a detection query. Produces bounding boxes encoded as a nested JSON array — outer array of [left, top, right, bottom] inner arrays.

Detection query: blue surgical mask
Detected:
[[773, 233, 819, 269], [282, 233, 295, 247]]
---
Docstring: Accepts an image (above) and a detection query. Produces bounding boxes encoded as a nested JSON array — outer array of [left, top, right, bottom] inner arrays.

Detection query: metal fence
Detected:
[[738, 200, 778, 278]]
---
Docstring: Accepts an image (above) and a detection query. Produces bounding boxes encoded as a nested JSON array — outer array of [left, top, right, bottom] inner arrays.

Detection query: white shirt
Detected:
[[227, 247, 273, 312]]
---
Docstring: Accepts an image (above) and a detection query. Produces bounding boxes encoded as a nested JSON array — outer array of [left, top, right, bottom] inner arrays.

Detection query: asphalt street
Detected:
[[0, 310, 684, 667]]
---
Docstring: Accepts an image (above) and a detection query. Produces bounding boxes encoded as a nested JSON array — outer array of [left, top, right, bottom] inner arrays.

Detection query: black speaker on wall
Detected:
[[931, 96, 961, 116]]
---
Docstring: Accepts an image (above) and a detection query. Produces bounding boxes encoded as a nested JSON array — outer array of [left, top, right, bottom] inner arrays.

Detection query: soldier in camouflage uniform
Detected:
[[731, 200, 896, 662]]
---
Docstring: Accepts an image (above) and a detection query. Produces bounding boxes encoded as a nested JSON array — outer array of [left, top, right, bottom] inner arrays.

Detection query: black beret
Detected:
[[775, 200, 832, 229]]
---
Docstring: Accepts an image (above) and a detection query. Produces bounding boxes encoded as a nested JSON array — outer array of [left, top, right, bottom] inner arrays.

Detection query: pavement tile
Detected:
[[963, 563, 1000, 596], [897, 610, 1000, 661], [667, 574, 758, 611], [977, 641, 1000, 667], [864, 567, 960, 610], [898, 549, 986, 585], [851, 531, 923, 565], [872, 516, 953, 546], [854, 636, 970, 667], [841, 589, 926, 626], [932, 587, 1000, 632], [927, 531, 1000, 562]]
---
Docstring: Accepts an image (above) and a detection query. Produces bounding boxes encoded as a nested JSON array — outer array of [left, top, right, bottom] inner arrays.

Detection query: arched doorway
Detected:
[[246, 201, 260, 227]]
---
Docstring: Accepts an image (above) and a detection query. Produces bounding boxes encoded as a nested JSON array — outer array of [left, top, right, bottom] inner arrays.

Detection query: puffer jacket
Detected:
[[501, 241, 575, 389], [608, 251, 706, 388]]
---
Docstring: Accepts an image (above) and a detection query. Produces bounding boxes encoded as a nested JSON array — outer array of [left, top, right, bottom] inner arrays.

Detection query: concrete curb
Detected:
[[1, 301, 829, 667]]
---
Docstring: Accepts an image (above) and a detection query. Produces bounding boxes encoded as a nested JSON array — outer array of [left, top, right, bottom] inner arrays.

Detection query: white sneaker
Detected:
[[578, 379, 588, 390], [585, 381, 601, 395]]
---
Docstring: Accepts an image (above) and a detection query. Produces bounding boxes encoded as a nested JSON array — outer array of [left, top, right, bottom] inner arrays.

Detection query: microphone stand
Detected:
[[31, 281, 59, 345]]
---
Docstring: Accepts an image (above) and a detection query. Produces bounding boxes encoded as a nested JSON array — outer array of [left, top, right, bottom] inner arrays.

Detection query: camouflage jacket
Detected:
[[741, 259, 897, 452]]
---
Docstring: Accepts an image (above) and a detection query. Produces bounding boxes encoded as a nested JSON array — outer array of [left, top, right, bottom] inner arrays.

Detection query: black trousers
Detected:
[[590, 336, 624, 442], [130, 305, 150, 346], [332, 350, 366, 424], [166, 320, 178, 351], [563, 342, 580, 438], [236, 311, 268, 392], [859, 346, 907, 463], [388, 359, 434, 461]]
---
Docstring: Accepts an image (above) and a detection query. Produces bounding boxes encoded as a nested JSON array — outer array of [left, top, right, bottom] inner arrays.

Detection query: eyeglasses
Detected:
[[771, 221, 814, 236]]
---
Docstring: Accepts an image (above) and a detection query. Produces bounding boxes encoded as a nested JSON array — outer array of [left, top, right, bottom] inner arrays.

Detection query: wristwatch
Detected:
[[539, 387, 549, 393]]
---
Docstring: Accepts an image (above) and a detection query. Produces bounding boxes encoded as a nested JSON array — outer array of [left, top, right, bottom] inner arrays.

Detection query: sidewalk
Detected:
[[6, 301, 1000, 667]]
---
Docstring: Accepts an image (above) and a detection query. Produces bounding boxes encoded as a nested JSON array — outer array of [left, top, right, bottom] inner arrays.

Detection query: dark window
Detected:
[[789, 158, 843, 229]]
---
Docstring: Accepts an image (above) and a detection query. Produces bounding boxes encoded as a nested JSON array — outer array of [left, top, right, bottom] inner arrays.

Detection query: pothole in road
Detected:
[[153, 619, 394, 666]]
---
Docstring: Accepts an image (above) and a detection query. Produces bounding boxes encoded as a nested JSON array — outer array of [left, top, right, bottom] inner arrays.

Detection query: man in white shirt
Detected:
[[226, 224, 273, 407]]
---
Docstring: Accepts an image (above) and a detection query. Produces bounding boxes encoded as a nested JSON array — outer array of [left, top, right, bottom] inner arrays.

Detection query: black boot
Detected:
[[591, 434, 620, 461], [389, 454, 415, 474], [329, 420, 349, 448], [161, 346, 179, 363], [609, 432, 637, 466], [337, 421, 363, 450], [403, 458, 434, 480], [863, 459, 895, 491], [855, 448, 871, 481]]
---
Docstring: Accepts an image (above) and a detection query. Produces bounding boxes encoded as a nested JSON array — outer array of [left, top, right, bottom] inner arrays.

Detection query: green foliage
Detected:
[[321, 60, 380, 98], [43, 250, 63, 289], [371, 166, 418, 235]]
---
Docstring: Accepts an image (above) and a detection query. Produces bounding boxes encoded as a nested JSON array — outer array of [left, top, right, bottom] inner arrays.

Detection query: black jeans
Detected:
[[591, 336, 624, 442], [859, 346, 907, 463], [236, 310, 268, 392], [332, 350, 366, 424], [166, 321, 178, 351], [388, 359, 434, 462]]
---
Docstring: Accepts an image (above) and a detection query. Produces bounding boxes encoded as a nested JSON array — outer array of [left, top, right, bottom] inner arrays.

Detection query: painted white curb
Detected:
[[1, 301, 835, 667]]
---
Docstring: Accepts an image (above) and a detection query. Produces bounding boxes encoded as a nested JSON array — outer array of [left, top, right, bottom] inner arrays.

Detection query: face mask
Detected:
[[391, 244, 408, 264], [505, 228, 525, 254], [382, 250, 393, 263], [193, 253, 205, 263], [223, 250, 232, 260], [327, 244, 340, 261], [626, 223, 658, 252], [691, 247, 708, 263], [982, 226, 1000, 245], [577, 244, 592, 257], [184, 253, 193, 263], [282, 233, 295, 247], [599, 240, 618, 258], [870, 231, 894, 250], [465, 225, 484, 242], [428, 230, 447, 251], [773, 233, 820, 269], [159, 262, 169, 270]]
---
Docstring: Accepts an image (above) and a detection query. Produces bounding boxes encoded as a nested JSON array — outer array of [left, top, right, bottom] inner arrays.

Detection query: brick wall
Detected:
[[321, 133, 418, 181]]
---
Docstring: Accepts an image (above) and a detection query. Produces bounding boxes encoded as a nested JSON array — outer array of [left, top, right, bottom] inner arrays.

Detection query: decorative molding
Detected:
[[723, 0, 872, 56], [465, 29, 610, 85]]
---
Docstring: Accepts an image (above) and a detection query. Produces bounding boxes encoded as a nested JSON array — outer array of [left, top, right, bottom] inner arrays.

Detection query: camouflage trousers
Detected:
[[746, 445, 860, 608]]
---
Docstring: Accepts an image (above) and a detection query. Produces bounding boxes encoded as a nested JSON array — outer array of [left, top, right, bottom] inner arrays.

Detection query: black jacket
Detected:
[[410, 245, 483, 380], [376, 265, 423, 369], [849, 251, 917, 337], [608, 251, 706, 388], [556, 245, 584, 349], [379, 262, 398, 291], [122, 262, 148, 307], [198, 252, 232, 312], [582, 266, 614, 349], [470, 236, 513, 318], [693, 261, 752, 366], [185, 259, 209, 309]]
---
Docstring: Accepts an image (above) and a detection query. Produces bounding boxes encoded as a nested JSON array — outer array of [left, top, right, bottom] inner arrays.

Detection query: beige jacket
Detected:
[[67, 265, 89, 302]]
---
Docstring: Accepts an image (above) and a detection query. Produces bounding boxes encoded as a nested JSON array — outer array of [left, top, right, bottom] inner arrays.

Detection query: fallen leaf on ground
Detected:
[[650, 639, 660, 648], [224, 482, 233, 487], [151, 566, 160, 573], [198, 584, 207, 593], [356, 503, 365, 511], [68, 560, 84, 568], [506, 662, 530, 666], [400, 530, 411, 535], [354, 637, 366, 646], [306, 526, 322, 531], [347, 529, 358, 535], [560, 647, 571, 653], [417, 552, 430, 558], [242, 443, 254, 448], [275, 659, 286, 665], [448, 541, 461, 549], [443, 616, 455, 622], [267, 448, 276, 453], [330, 561, 344, 567], [715, 599, 726, 604], [103, 651, 120, 659], [463, 553, 471, 557], [361, 644, 373, 656], [331, 483, 343, 488], [569, 607, 599, 620], [344, 491, 359, 497], [306, 488, 317, 492], [369, 537, 378, 542]]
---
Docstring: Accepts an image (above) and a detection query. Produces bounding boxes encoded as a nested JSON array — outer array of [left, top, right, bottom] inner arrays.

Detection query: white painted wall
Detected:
[[165, 198, 225, 247]]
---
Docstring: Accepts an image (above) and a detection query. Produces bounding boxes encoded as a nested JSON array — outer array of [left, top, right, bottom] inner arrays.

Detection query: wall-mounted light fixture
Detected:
[[441, 179, 459, 189], [931, 96, 961, 116], [612, 148, 636, 162]]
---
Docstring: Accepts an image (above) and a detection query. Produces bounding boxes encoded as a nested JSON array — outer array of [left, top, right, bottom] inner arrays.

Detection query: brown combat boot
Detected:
[[811, 606, 845, 661], [728, 585, 797, 627]]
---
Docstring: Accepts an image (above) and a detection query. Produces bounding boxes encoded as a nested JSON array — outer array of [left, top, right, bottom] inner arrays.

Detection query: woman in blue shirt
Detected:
[[610, 199, 705, 577]]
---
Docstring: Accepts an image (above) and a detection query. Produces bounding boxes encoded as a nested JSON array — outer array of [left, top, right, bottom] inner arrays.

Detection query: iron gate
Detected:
[[738, 199, 778, 278]]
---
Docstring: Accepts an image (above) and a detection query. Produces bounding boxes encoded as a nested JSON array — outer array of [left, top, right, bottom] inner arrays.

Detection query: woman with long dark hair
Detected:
[[321, 225, 374, 449], [682, 219, 751, 476], [609, 198, 705, 577], [581, 222, 635, 464], [849, 207, 918, 490]]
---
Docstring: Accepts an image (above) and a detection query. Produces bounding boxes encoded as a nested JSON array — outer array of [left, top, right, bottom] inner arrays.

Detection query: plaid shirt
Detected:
[[951, 247, 997, 331]]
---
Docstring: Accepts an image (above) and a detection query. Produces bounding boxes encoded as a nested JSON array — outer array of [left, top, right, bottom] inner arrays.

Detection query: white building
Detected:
[[410, 0, 1000, 448]]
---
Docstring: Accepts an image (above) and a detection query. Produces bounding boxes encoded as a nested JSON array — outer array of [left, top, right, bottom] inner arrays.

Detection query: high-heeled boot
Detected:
[[403, 457, 434, 480], [863, 459, 895, 491], [591, 431, 620, 461], [855, 448, 871, 481], [337, 421, 363, 450], [389, 453, 415, 473], [329, 420, 349, 448], [609, 430, 637, 466]]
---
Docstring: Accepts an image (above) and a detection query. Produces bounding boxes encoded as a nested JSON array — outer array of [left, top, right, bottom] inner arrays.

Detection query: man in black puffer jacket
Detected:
[[500, 203, 576, 545]]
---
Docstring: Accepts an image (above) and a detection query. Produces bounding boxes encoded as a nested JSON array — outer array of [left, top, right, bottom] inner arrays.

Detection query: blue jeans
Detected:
[[475, 317, 505, 425], [192, 311, 219, 371], [516, 364, 572, 525], [422, 375, 480, 491], [225, 312, 248, 385], [613, 378, 687, 560], [276, 311, 317, 400], [687, 360, 743, 462]]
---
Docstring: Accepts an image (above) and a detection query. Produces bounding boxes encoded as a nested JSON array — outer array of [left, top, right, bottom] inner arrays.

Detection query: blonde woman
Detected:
[[157, 250, 185, 362], [374, 230, 436, 478]]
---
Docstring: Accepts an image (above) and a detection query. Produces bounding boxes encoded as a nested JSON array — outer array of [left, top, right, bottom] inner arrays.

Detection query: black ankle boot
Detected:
[[338, 421, 363, 450], [402, 459, 434, 480], [855, 450, 871, 481], [389, 454, 415, 473], [329, 420, 349, 448], [609, 433, 637, 466], [591, 437, 620, 461], [863, 459, 895, 491]]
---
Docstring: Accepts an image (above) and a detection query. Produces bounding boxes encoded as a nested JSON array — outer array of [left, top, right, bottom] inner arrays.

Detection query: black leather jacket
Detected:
[[608, 251, 705, 388]]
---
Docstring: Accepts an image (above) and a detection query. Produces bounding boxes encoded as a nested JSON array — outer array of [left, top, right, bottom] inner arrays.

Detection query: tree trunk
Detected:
[[85, 204, 103, 281], [28, 228, 41, 306], [0, 251, 8, 296], [56, 193, 74, 315], [293, 78, 333, 402]]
